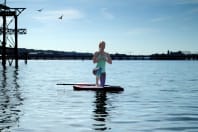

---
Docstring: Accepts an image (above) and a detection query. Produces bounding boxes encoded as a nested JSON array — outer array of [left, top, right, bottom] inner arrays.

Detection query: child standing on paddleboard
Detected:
[[92, 41, 112, 87]]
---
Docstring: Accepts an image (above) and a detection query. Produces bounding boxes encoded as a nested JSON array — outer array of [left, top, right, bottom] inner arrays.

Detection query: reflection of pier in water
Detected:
[[0, 66, 24, 131], [92, 91, 110, 131]]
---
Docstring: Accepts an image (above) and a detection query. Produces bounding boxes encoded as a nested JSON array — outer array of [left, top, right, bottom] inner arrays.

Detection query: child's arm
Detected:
[[93, 52, 99, 63], [105, 53, 112, 64]]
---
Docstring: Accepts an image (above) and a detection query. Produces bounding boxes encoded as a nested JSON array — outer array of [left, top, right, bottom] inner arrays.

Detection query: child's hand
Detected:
[[105, 53, 112, 64], [104, 53, 109, 59]]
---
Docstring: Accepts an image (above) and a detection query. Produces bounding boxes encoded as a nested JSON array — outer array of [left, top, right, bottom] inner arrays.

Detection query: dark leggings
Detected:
[[100, 73, 106, 87]]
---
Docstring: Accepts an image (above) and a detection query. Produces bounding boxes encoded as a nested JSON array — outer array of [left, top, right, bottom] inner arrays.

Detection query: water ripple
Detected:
[[156, 126, 198, 131], [1, 60, 198, 132], [0, 67, 23, 131]]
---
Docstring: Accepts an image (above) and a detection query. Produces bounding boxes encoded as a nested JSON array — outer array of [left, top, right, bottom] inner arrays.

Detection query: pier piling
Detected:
[[0, 2, 26, 67]]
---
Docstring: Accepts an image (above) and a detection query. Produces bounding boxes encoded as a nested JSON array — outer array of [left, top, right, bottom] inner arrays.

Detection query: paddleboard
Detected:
[[73, 84, 124, 92]]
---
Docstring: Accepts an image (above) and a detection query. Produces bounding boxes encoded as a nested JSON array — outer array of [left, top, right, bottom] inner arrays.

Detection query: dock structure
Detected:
[[0, 1, 26, 67]]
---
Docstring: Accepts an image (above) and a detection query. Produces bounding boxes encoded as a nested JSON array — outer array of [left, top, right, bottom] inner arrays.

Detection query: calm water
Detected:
[[0, 60, 198, 132]]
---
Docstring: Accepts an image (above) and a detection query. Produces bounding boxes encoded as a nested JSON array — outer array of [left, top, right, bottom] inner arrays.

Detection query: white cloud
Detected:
[[33, 9, 84, 22], [151, 16, 171, 22], [101, 8, 114, 20], [188, 7, 198, 13], [127, 27, 158, 35], [176, 0, 198, 4], [8, 0, 47, 3]]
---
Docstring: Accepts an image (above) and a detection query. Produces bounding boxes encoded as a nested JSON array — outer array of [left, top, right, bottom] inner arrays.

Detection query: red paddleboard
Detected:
[[73, 84, 124, 92]]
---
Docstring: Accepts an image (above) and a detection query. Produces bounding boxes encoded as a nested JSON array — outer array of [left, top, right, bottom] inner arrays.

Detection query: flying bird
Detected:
[[37, 8, 43, 12], [58, 15, 63, 20]]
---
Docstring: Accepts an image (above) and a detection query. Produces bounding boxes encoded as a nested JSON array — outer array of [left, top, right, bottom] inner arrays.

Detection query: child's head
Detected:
[[99, 41, 105, 51]]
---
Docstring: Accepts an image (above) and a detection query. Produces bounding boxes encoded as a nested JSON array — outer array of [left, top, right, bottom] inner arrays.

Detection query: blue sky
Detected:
[[3, 0, 198, 54]]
